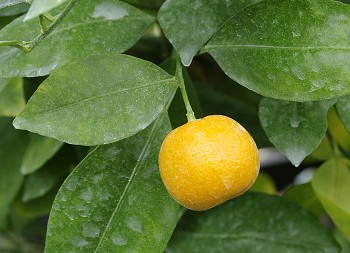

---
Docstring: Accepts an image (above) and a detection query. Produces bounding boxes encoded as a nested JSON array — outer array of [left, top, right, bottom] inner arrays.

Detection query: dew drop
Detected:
[[289, 116, 302, 128], [82, 223, 100, 238], [128, 194, 137, 205], [127, 217, 142, 233], [65, 177, 78, 191], [79, 187, 93, 203], [70, 237, 88, 248], [285, 146, 307, 167], [111, 233, 128, 246], [91, 2, 128, 20]]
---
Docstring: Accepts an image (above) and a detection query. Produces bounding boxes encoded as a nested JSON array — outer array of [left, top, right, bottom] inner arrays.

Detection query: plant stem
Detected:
[[0, 0, 77, 52], [39, 15, 49, 33], [43, 13, 56, 22], [175, 55, 196, 122], [0, 40, 30, 52], [0, 40, 21, 47], [24, 0, 77, 51]]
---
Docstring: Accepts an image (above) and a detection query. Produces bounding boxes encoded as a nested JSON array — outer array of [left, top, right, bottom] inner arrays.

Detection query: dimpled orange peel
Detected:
[[158, 115, 260, 211]]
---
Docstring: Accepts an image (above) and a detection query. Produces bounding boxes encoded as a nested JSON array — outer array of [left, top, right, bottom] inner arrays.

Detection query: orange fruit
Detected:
[[158, 115, 260, 211]]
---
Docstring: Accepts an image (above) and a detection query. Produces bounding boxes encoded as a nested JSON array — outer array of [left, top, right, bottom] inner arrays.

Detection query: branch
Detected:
[[0, 0, 77, 53]]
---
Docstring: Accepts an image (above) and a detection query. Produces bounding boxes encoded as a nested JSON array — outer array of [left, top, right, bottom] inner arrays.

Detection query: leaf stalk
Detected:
[[0, 0, 77, 53], [175, 54, 196, 122]]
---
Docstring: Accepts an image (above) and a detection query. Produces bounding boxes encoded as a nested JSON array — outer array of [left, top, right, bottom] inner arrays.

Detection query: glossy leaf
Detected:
[[328, 107, 350, 154], [122, 0, 163, 10], [198, 86, 269, 148], [0, 77, 25, 116], [205, 0, 350, 101], [312, 159, 350, 241], [13, 54, 178, 145], [158, 0, 263, 66], [249, 171, 276, 195], [283, 183, 325, 218], [336, 95, 350, 133], [21, 133, 63, 174], [13, 185, 60, 218], [45, 113, 181, 253], [0, 2, 28, 16], [0, 117, 28, 229], [0, 0, 155, 77], [24, 0, 69, 21], [167, 193, 339, 253], [0, 77, 7, 91], [0, 0, 28, 9], [333, 229, 350, 253], [22, 162, 67, 202], [259, 98, 334, 166], [310, 134, 334, 161]]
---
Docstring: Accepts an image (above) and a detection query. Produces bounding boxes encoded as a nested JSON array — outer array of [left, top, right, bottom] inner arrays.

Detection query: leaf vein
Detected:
[[28, 78, 175, 117], [52, 16, 154, 36], [94, 113, 164, 252], [174, 231, 337, 250], [205, 44, 350, 51]]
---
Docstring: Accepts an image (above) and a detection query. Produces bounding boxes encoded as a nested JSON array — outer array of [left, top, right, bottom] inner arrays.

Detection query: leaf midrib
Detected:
[[23, 78, 175, 117], [93, 113, 164, 253], [0, 0, 29, 9], [174, 231, 337, 250], [51, 16, 154, 36], [205, 44, 350, 51]]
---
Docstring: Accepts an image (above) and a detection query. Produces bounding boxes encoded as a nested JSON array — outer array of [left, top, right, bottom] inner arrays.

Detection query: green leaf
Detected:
[[167, 192, 339, 253], [13, 184, 61, 218], [0, 2, 28, 16], [158, 0, 263, 66], [0, 77, 7, 91], [283, 183, 325, 218], [0, 117, 28, 229], [310, 134, 334, 161], [328, 107, 350, 154], [336, 95, 350, 133], [14, 54, 177, 145], [0, 77, 25, 117], [312, 159, 350, 241], [0, 0, 155, 77], [259, 98, 334, 166], [22, 162, 67, 202], [198, 86, 270, 148], [0, 0, 28, 9], [205, 0, 350, 101], [334, 229, 350, 253], [45, 113, 181, 253], [339, 0, 350, 5], [122, 0, 163, 10], [249, 171, 276, 195], [24, 0, 69, 21], [21, 133, 63, 174]]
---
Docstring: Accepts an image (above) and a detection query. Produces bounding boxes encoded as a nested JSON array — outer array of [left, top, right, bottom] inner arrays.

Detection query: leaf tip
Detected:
[[180, 52, 193, 67], [12, 116, 25, 130], [23, 13, 34, 22], [284, 147, 307, 168]]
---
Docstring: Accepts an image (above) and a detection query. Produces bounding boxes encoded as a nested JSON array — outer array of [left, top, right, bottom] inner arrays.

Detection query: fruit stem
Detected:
[[175, 55, 196, 122]]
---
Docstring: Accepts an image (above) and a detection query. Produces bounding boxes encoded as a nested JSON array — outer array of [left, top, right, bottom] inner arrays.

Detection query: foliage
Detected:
[[0, 0, 349, 252]]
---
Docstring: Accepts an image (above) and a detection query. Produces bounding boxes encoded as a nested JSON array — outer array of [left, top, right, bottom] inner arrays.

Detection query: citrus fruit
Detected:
[[158, 115, 260, 211]]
